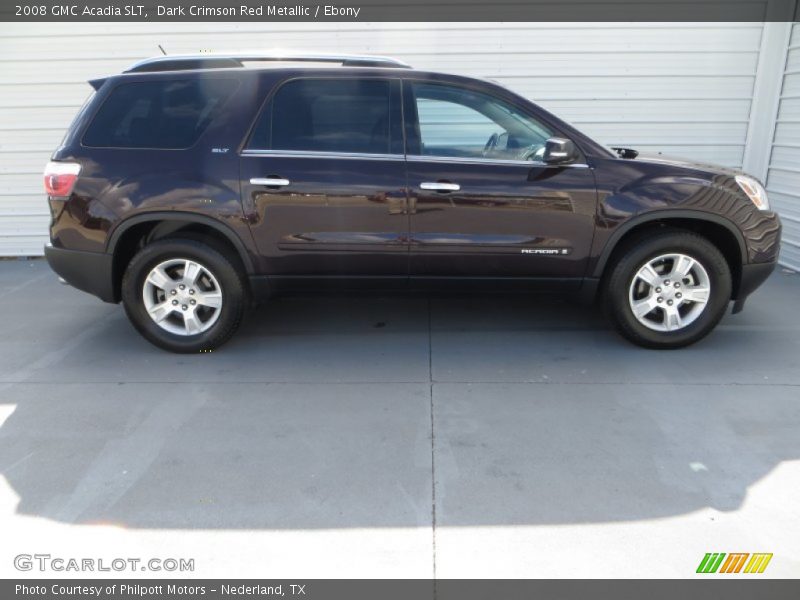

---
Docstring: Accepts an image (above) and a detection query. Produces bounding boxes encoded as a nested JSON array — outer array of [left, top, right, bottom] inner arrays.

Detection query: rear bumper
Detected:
[[732, 261, 777, 314], [44, 244, 117, 303]]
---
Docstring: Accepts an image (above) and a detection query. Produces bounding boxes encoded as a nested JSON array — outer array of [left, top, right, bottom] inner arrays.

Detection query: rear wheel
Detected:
[[603, 230, 732, 349], [121, 238, 246, 353]]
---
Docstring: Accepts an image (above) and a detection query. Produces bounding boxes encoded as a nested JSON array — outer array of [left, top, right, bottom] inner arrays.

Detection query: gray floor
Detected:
[[0, 259, 799, 578]]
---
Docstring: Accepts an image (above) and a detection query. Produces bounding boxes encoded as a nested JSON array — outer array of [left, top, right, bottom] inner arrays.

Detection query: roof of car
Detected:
[[124, 53, 412, 74]]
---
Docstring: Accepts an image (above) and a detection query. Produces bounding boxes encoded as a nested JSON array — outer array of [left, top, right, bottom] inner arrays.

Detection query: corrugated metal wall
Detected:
[[766, 23, 800, 271], [0, 22, 767, 256]]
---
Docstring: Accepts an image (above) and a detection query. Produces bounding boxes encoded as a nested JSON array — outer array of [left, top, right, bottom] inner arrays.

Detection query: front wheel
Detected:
[[603, 230, 732, 349], [121, 238, 246, 353]]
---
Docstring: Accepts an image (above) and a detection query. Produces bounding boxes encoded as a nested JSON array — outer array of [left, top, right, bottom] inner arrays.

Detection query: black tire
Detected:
[[121, 238, 246, 353], [602, 229, 732, 349]]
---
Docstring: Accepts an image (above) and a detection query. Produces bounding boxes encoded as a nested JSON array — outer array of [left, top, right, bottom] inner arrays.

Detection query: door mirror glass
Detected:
[[542, 137, 578, 164]]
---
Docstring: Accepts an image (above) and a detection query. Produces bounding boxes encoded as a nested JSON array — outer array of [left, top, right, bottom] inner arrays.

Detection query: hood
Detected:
[[615, 149, 742, 178]]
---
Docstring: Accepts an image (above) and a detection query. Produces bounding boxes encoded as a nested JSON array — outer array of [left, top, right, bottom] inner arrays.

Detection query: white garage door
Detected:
[[765, 22, 800, 271], [0, 22, 764, 256]]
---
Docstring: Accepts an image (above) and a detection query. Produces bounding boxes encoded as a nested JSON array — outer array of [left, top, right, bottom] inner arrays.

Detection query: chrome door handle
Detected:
[[250, 177, 290, 187], [420, 181, 460, 192]]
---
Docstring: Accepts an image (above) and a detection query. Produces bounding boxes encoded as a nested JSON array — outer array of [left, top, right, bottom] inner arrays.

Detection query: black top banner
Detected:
[[2, 0, 799, 22]]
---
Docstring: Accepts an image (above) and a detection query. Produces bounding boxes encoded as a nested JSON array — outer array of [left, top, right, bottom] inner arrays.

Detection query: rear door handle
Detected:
[[420, 181, 460, 192], [250, 177, 290, 187]]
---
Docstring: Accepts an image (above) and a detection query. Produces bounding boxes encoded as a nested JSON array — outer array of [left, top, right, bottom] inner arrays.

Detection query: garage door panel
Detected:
[[0, 195, 48, 217], [583, 122, 748, 145], [778, 72, 800, 96], [543, 99, 751, 123], [772, 122, 800, 146], [0, 25, 763, 59], [0, 174, 46, 195], [0, 130, 66, 153], [0, 22, 766, 256], [768, 145, 800, 171], [766, 167, 800, 192], [0, 107, 78, 130], [768, 191, 800, 223], [767, 22, 800, 269], [509, 77, 756, 101]]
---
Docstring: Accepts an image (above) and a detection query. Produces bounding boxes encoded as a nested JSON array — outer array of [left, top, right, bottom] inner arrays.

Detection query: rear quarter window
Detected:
[[247, 78, 402, 155], [82, 78, 237, 149]]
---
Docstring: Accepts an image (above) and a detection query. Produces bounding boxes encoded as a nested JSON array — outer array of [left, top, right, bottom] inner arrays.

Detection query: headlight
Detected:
[[735, 174, 770, 211]]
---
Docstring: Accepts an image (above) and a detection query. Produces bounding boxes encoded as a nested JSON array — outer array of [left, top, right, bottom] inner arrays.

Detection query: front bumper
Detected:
[[44, 244, 117, 303], [732, 261, 777, 314]]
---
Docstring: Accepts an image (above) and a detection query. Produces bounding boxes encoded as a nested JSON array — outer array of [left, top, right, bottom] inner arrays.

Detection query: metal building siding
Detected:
[[766, 23, 800, 271], [0, 22, 764, 256]]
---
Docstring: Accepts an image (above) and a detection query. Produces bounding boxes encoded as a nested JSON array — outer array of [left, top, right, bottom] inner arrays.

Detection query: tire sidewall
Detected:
[[606, 233, 732, 348], [122, 239, 244, 353]]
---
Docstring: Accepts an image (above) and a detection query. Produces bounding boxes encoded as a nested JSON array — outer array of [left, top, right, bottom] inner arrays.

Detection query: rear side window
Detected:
[[248, 78, 401, 155], [82, 78, 237, 149]]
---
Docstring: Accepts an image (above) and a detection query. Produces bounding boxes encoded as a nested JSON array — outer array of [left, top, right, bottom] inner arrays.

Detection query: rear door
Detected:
[[403, 80, 597, 285], [240, 77, 409, 283]]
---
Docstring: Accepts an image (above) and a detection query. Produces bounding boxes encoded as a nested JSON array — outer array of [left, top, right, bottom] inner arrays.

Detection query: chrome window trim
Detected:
[[407, 155, 590, 168], [241, 149, 589, 168], [241, 149, 405, 161]]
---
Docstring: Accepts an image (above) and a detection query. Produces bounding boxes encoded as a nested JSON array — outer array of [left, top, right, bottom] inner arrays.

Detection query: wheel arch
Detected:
[[107, 212, 255, 303], [593, 211, 747, 299]]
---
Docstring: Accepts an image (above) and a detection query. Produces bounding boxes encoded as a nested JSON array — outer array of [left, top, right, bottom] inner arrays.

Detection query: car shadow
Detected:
[[1, 261, 799, 530]]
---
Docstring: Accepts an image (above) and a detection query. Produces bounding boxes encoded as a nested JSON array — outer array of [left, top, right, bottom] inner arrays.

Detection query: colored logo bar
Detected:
[[696, 553, 773, 574]]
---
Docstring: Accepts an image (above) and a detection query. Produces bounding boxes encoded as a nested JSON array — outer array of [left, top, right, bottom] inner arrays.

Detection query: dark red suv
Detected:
[[44, 53, 781, 352]]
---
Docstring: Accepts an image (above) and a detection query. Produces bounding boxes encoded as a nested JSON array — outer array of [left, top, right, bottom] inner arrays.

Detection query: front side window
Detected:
[[83, 78, 237, 149], [410, 82, 554, 161], [248, 78, 400, 155]]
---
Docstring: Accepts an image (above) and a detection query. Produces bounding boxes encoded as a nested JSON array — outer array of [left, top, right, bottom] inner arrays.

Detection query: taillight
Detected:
[[44, 161, 81, 198]]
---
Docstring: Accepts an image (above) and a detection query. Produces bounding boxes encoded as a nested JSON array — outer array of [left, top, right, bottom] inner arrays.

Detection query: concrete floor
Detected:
[[0, 258, 798, 578]]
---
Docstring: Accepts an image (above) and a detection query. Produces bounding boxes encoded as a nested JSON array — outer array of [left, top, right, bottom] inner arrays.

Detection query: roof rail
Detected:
[[124, 53, 412, 73]]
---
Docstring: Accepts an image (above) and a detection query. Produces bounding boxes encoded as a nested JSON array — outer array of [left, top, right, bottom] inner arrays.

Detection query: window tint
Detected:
[[249, 79, 399, 154], [83, 79, 236, 149], [411, 82, 554, 161]]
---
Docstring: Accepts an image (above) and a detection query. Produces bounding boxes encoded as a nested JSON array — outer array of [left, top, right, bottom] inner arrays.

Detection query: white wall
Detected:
[[765, 22, 800, 271], [0, 22, 770, 256]]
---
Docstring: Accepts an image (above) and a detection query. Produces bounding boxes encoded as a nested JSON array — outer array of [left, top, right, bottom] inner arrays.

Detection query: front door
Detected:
[[403, 81, 597, 284], [240, 77, 408, 283]]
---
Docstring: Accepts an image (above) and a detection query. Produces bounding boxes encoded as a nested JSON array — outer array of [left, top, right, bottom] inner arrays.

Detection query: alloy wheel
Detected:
[[142, 258, 223, 336], [628, 253, 711, 332]]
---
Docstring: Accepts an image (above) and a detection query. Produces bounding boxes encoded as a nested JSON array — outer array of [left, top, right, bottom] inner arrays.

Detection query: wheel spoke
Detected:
[[637, 264, 660, 286], [183, 260, 202, 285], [146, 266, 172, 290], [632, 296, 658, 318], [195, 291, 222, 309], [183, 309, 203, 335], [672, 255, 695, 279], [664, 305, 683, 331], [147, 302, 173, 323], [629, 252, 711, 333], [143, 257, 224, 337], [681, 285, 710, 304]]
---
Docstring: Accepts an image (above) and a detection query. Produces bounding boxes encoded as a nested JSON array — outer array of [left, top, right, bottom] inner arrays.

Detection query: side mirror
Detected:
[[542, 137, 578, 165]]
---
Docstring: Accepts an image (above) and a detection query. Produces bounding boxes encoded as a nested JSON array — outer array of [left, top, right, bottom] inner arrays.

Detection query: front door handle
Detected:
[[420, 181, 460, 192], [250, 177, 290, 187]]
